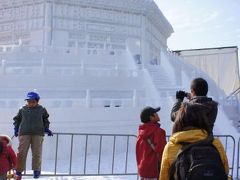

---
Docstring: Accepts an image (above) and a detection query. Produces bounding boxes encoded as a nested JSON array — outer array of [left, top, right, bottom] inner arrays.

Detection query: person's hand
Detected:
[[45, 128, 53, 136], [186, 92, 192, 100], [14, 126, 19, 137], [176, 91, 186, 101]]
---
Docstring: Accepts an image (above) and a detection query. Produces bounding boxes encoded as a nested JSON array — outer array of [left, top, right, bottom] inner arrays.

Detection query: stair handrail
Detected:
[[162, 49, 226, 100], [226, 87, 240, 99]]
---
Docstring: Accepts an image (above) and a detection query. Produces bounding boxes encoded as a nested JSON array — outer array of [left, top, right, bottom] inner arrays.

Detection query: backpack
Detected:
[[169, 136, 228, 180]]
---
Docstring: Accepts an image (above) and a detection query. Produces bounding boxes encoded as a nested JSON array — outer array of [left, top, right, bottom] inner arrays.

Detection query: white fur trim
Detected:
[[0, 134, 12, 146]]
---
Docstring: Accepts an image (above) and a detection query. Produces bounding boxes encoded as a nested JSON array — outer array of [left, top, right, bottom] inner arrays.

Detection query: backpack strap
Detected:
[[146, 138, 161, 158], [169, 135, 213, 180], [147, 138, 156, 151], [146, 138, 161, 174]]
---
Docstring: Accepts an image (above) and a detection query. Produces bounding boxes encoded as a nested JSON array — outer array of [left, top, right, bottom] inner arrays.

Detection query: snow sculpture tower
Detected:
[[0, 0, 174, 134], [0, 0, 173, 65]]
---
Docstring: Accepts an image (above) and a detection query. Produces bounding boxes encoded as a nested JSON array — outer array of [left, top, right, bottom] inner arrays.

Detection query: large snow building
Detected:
[[1, 0, 240, 179], [0, 0, 239, 137]]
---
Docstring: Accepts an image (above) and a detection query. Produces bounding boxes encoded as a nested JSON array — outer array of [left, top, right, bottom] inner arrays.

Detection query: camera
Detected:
[[183, 91, 189, 97], [176, 90, 191, 100]]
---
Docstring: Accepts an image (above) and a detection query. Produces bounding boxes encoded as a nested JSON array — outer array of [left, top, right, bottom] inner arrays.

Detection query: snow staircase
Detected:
[[146, 65, 176, 97], [164, 50, 240, 133], [223, 89, 240, 132]]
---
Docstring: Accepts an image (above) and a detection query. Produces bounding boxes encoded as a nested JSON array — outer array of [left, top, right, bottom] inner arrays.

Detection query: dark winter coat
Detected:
[[136, 122, 166, 178], [171, 96, 218, 133], [0, 135, 17, 175], [13, 105, 50, 136]]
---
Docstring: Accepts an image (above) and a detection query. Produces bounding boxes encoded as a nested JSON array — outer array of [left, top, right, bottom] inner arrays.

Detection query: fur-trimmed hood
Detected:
[[0, 134, 12, 146]]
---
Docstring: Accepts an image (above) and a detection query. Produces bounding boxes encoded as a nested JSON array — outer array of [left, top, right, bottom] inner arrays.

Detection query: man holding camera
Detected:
[[170, 77, 218, 134]]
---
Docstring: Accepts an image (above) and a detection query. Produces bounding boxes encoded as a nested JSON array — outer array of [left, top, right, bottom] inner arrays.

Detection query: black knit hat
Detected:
[[140, 106, 161, 123]]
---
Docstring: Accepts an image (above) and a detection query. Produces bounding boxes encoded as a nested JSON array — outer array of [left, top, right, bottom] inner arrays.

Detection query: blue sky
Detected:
[[155, 0, 240, 53]]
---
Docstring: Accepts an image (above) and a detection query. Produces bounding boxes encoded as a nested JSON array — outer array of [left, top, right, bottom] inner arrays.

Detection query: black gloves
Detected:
[[45, 128, 53, 136], [176, 91, 186, 101]]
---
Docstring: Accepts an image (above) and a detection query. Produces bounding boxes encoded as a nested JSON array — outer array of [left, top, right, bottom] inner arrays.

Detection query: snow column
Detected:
[[140, 15, 147, 68], [43, 0, 53, 48]]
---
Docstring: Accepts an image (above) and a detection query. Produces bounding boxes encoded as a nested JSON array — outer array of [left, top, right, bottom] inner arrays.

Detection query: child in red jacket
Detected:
[[136, 106, 166, 180], [0, 134, 17, 180]]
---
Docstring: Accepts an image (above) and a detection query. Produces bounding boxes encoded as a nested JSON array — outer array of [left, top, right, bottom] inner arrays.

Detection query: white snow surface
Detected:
[[0, 0, 239, 179]]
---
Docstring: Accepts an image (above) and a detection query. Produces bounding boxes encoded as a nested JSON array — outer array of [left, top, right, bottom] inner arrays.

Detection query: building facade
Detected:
[[0, 0, 173, 66]]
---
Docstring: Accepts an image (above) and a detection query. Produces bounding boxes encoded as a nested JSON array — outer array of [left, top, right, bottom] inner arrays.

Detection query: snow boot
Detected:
[[33, 170, 41, 179]]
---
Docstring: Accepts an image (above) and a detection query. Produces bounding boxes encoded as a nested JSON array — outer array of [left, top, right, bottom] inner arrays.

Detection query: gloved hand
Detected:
[[45, 128, 53, 136], [176, 91, 186, 101], [14, 126, 19, 137]]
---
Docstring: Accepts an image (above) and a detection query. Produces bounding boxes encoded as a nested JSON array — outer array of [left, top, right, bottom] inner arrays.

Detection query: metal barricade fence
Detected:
[[237, 137, 240, 179], [19, 133, 138, 178], [214, 135, 235, 177], [12, 133, 235, 179]]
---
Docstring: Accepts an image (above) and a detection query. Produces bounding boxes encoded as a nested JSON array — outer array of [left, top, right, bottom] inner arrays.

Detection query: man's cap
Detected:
[[140, 106, 161, 123], [25, 92, 40, 101]]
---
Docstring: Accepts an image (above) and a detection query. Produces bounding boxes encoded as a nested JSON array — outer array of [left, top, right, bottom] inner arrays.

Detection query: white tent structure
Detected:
[[175, 46, 240, 96], [175, 46, 240, 130]]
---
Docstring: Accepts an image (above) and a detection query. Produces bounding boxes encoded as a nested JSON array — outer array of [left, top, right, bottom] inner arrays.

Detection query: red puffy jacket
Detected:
[[0, 135, 17, 176], [136, 122, 166, 178]]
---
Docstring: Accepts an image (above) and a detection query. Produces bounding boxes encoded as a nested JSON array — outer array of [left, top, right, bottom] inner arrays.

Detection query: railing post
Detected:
[[98, 135, 103, 174], [133, 89, 137, 107], [1, 59, 6, 75], [125, 136, 130, 173], [86, 89, 91, 107], [115, 63, 119, 76], [80, 61, 84, 75], [83, 135, 88, 175], [54, 134, 59, 175], [69, 135, 74, 175], [237, 137, 240, 179], [40, 58, 46, 75], [112, 136, 116, 174]]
